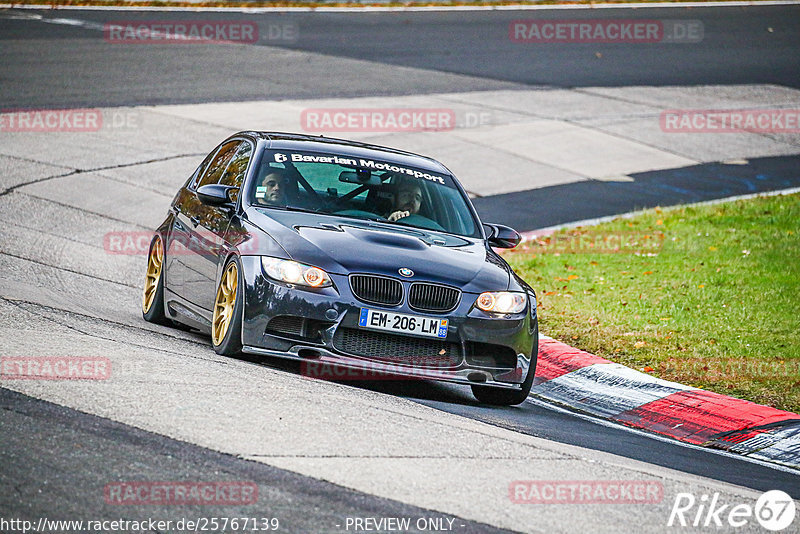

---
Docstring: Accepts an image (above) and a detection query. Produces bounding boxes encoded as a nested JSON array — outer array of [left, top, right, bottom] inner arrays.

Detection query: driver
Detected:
[[387, 180, 422, 222], [255, 168, 288, 205]]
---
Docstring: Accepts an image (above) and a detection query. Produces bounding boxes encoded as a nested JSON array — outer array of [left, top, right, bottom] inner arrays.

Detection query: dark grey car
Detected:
[[142, 132, 538, 405]]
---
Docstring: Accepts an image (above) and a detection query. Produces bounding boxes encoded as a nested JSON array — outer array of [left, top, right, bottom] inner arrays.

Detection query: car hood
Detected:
[[245, 208, 511, 292]]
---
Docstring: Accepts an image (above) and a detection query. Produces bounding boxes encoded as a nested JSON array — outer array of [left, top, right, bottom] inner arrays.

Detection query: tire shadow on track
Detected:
[[236, 352, 479, 406]]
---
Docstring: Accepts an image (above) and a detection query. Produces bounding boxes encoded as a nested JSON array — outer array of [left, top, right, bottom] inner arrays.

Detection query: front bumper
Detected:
[[238, 256, 536, 388]]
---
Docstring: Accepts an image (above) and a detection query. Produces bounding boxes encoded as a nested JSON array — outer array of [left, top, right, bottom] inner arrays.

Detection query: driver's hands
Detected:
[[388, 210, 410, 222]]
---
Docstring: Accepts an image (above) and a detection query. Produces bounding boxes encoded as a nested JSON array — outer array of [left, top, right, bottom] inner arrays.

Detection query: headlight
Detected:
[[261, 257, 332, 288], [475, 292, 527, 314]]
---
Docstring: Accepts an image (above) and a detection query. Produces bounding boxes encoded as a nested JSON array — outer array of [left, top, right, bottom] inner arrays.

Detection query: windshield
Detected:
[[248, 149, 481, 238]]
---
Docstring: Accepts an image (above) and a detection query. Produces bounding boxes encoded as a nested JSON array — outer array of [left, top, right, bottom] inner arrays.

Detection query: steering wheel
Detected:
[[394, 213, 446, 232]]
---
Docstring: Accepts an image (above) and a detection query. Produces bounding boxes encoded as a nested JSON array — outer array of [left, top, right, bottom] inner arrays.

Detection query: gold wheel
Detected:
[[142, 237, 163, 314], [212, 261, 238, 346]]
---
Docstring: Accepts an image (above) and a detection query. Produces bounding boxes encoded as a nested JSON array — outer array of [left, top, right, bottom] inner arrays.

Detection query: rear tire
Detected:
[[471, 322, 538, 406], [212, 256, 244, 356], [142, 235, 171, 326]]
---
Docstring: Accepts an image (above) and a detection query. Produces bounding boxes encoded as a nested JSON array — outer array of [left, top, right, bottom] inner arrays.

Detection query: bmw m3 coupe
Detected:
[[143, 132, 538, 405]]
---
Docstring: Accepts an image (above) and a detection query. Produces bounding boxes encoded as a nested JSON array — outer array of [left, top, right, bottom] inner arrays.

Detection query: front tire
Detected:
[[471, 323, 538, 406], [212, 257, 244, 356]]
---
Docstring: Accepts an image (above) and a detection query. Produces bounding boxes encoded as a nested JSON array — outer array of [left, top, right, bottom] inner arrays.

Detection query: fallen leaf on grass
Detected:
[[634, 341, 646, 348]]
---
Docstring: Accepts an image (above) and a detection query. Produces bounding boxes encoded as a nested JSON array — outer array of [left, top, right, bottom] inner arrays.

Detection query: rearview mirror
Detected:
[[339, 170, 382, 186], [484, 223, 521, 249], [196, 184, 236, 209]]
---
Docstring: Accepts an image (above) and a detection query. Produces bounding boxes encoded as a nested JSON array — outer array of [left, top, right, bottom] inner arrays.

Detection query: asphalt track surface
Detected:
[[2, 6, 800, 232], [1, 5, 799, 109], [0, 388, 509, 534], [1, 5, 799, 532], [474, 154, 800, 230]]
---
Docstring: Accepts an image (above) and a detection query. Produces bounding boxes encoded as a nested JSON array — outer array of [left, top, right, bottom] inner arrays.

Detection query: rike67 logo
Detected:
[[668, 490, 796, 531]]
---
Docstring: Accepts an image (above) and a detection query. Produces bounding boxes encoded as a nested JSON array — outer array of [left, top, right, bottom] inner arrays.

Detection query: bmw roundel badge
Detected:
[[398, 268, 414, 277]]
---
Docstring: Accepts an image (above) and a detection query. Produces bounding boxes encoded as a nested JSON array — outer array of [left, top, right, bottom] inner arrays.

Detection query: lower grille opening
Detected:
[[465, 342, 518, 369], [266, 315, 305, 336], [333, 327, 462, 368], [266, 316, 332, 343]]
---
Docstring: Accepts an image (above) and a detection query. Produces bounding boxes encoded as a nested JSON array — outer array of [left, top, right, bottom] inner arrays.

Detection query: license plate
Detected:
[[358, 308, 448, 339]]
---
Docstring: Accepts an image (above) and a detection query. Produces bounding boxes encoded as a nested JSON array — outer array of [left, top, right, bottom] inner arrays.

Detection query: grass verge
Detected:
[[504, 193, 800, 413]]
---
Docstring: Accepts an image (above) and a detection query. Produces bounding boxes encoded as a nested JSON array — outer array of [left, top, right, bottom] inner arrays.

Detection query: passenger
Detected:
[[387, 180, 423, 222]]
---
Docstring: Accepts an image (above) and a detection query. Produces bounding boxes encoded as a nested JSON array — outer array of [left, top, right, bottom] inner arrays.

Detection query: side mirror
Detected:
[[484, 223, 521, 249], [197, 184, 236, 209]]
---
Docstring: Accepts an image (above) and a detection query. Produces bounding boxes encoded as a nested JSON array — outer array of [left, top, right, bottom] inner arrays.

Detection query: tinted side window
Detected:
[[218, 142, 253, 202], [187, 150, 217, 191], [196, 141, 241, 189]]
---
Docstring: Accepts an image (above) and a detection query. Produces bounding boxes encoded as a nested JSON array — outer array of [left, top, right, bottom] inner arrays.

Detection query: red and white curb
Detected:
[[532, 335, 800, 470]]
